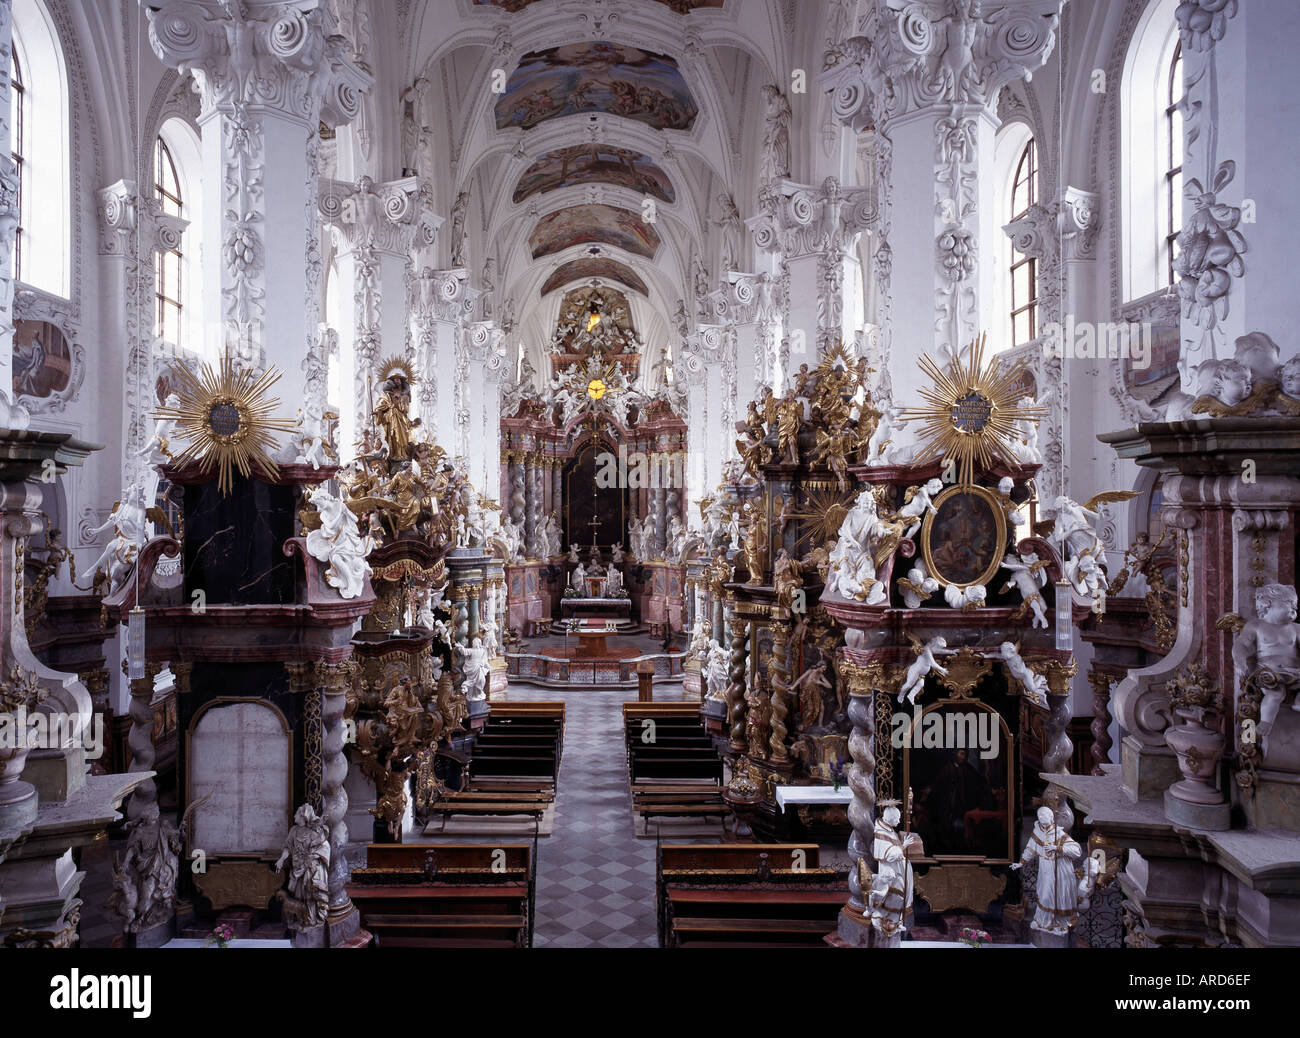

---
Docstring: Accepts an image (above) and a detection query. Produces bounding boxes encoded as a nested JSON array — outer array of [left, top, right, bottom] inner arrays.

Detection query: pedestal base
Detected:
[[1121, 735, 1180, 799], [836, 905, 874, 947], [0, 780, 37, 828], [128, 919, 174, 948], [1163, 787, 1230, 830], [1028, 927, 1071, 948]]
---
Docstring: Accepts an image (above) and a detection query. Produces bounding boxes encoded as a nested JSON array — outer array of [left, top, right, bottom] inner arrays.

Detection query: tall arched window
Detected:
[[10, 0, 69, 298], [154, 116, 204, 356], [1164, 41, 1183, 288], [153, 137, 184, 346], [1121, 0, 1181, 301], [1009, 138, 1038, 347], [10, 47, 25, 281]]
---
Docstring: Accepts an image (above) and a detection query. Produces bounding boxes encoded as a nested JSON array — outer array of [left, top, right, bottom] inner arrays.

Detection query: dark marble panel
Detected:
[[184, 475, 297, 605]]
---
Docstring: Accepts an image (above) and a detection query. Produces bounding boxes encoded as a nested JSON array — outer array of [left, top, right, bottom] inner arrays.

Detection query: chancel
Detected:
[[0, 0, 1297, 963]]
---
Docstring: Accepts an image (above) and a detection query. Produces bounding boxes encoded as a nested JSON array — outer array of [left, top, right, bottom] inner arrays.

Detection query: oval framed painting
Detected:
[[920, 485, 1007, 590]]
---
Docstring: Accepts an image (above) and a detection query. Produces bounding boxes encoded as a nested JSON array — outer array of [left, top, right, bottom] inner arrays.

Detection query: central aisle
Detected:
[[500, 684, 663, 948]]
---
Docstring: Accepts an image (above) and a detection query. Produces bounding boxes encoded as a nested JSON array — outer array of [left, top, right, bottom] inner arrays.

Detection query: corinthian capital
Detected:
[[748, 177, 875, 260], [822, 0, 1067, 127], [319, 175, 441, 257], [97, 180, 189, 257], [144, 0, 372, 126], [416, 267, 476, 324]]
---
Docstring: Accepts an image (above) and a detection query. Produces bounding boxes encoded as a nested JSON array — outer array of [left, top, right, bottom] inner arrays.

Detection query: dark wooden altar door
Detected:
[[564, 443, 627, 549]]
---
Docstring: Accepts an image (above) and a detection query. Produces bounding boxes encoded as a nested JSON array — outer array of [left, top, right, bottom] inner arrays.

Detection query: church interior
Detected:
[[2, 0, 1299, 962]]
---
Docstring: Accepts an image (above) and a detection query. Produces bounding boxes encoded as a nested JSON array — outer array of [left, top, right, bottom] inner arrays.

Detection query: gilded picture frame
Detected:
[[920, 484, 1007, 590]]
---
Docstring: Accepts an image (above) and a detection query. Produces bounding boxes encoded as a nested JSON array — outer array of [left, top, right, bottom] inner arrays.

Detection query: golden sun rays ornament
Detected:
[[154, 356, 296, 495], [899, 333, 1046, 486], [376, 355, 417, 387]]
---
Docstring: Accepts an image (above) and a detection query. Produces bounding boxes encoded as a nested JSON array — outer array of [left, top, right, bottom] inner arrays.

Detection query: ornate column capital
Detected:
[[1003, 185, 1100, 265], [748, 177, 875, 260], [467, 321, 509, 382], [318, 174, 440, 259], [97, 181, 190, 258], [416, 267, 476, 324], [144, 0, 372, 127], [821, 0, 1067, 128]]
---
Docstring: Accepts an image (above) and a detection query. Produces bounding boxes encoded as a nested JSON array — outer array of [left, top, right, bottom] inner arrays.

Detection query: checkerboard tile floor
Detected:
[[495, 682, 665, 948]]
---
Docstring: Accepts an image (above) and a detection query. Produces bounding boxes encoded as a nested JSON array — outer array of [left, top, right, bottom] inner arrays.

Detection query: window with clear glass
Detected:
[[1009, 139, 1038, 347], [154, 137, 183, 347]]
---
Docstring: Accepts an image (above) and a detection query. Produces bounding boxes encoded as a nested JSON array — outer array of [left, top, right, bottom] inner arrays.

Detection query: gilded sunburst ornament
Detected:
[[154, 357, 296, 495], [898, 333, 1046, 486]]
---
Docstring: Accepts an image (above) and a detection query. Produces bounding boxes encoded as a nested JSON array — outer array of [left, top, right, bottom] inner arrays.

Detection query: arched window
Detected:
[[154, 137, 183, 346], [10, 47, 25, 281], [153, 117, 204, 356], [1009, 139, 1038, 347], [10, 0, 70, 298], [1121, 0, 1181, 301], [1164, 41, 1183, 288]]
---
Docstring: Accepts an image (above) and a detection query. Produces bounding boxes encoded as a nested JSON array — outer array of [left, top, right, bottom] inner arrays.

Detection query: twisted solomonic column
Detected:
[[726, 614, 749, 754], [768, 623, 791, 764], [317, 659, 358, 933]]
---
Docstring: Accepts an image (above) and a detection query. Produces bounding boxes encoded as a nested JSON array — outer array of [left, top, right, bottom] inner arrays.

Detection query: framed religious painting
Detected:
[[919, 484, 1007, 589]]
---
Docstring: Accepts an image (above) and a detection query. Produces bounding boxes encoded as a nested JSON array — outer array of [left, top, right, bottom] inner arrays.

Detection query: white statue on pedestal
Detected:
[[998, 641, 1048, 708], [305, 483, 373, 600], [1000, 552, 1050, 629], [610, 541, 625, 564], [570, 563, 587, 595], [291, 407, 333, 470], [606, 566, 624, 598], [867, 801, 924, 938], [704, 643, 730, 702], [1013, 397, 1043, 463], [826, 489, 890, 605], [274, 804, 329, 930], [568, 543, 581, 563], [460, 637, 490, 702], [1011, 806, 1083, 935], [898, 635, 955, 705], [666, 516, 686, 560]]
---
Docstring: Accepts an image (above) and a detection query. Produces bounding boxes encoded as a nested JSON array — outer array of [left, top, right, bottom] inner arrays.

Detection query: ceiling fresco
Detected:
[[528, 203, 661, 259], [494, 42, 699, 132], [540, 257, 650, 297], [513, 145, 676, 204]]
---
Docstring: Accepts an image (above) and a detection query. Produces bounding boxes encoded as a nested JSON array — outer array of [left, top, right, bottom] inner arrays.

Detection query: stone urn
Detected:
[[0, 665, 47, 826], [1163, 663, 1229, 826]]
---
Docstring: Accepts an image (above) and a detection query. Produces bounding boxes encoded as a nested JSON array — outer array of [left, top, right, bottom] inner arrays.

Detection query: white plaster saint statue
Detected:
[[570, 562, 587, 594], [867, 802, 925, 938], [460, 638, 491, 702], [1013, 397, 1043, 463], [449, 190, 470, 267], [1011, 806, 1083, 935], [275, 804, 330, 930], [305, 483, 372, 600], [897, 478, 944, 538], [400, 77, 432, 177], [898, 636, 956, 704], [760, 84, 792, 187], [79, 497, 151, 595], [138, 393, 180, 477], [704, 643, 731, 702], [1000, 551, 1050, 629], [999, 641, 1049, 708], [713, 193, 743, 271], [106, 801, 184, 933], [666, 516, 686, 560], [606, 566, 624, 598], [826, 488, 890, 605], [1048, 495, 1101, 560], [1230, 583, 1300, 754], [415, 583, 447, 630], [480, 617, 500, 658]]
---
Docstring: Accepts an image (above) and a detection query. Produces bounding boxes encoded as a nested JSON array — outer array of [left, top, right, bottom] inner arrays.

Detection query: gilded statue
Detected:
[[374, 382, 419, 461], [775, 395, 802, 464], [742, 505, 769, 586], [772, 548, 803, 612]]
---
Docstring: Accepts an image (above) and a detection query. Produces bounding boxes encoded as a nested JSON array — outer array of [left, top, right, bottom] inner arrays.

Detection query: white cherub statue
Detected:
[[898, 635, 956, 705], [943, 581, 986, 610], [899, 562, 939, 609], [1230, 583, 1300, 754], [897, 478, 944, 538], [998, 641, 1048, 708], [568, 543, 581, 563], [1000, 551, 1050, 629], [610, 541, 625, 564]]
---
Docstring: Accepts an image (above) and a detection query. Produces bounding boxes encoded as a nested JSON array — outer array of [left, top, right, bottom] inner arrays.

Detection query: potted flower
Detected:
[[205, 923, 235, 948], [827, 757, 847, 792], [958, 927, 990, 948]]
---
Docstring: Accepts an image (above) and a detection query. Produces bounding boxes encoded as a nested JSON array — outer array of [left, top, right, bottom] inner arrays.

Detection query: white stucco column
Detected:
[[412, 267, 474, 454], [318, 175, 437, 455], [822, 0, 1067, 441], [145, 0, 371, 427], [0, 0, 24, 427]]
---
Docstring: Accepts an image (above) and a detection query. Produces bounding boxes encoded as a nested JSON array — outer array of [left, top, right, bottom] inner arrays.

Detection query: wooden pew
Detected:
[[623, 702, 721, 785], [349, 843, 535, 948], [656, 844, 844, 948]]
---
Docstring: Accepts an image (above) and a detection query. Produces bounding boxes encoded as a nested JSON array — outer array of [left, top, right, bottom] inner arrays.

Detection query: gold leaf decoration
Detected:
[[154, 357, 296, 496], [898, 333, 1047, 486]]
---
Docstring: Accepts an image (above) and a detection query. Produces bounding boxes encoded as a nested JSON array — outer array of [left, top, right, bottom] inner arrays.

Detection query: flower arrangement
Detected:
[[565, 618, 584, 635], [827, 757, 847, 792], [205, 924, 235, 948], [958, 927, 990, 948]]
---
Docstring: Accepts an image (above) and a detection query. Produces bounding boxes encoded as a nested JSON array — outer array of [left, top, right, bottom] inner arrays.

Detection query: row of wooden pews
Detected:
[[348, 843, 536, 948], [656, 844, 847, 948], [623, 703, 727, 835]]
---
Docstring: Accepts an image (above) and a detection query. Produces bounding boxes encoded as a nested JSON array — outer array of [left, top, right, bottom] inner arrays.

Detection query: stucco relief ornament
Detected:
[[937, 227, 976, 281], [1176, 0, 1238, 52], [1175, 161, 1246, 330]]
